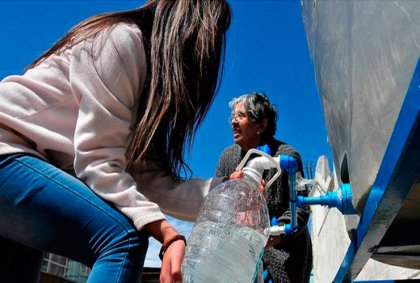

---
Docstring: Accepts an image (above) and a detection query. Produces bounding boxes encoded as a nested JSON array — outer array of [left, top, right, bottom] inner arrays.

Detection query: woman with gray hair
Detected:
[[215, 92, 312, 283]]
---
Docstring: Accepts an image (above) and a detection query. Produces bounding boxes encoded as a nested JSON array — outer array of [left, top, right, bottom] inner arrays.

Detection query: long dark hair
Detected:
[[29, 0, 231, 179]]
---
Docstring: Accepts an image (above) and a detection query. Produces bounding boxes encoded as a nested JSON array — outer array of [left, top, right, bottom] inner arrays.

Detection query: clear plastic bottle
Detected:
[[182, 149, 280, 283]]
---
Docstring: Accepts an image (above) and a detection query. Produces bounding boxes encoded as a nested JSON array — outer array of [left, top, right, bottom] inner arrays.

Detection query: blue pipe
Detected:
[[296, 183, 357, 215], [263, 153, 356, 237], [278, 155, 300, 234], [258, 146, 300, 235], [288, 173, 299, 232], [257, 144, 271, 155], [279, 155, 299, 174], [275, 155, 357, 237]]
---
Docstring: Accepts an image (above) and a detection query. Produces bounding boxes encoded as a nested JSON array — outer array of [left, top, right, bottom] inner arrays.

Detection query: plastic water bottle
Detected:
[[182, 149, 281, 283]]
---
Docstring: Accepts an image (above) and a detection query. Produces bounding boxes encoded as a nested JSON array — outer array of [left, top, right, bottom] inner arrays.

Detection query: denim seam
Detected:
[[14, 157, 137, 235], [116, 232, 131, 283]]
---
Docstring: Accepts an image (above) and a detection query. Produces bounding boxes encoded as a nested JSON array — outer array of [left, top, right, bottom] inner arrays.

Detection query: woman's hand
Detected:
[[228, 169, 243, 180], [160, 239, 185, 283], [258, 179, 266, 194], [266, 235, 283, 248], [145, 220, 185, 283]]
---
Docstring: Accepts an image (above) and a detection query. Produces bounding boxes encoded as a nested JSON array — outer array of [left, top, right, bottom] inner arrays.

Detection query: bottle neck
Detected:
[[242, 168, 262, 190]]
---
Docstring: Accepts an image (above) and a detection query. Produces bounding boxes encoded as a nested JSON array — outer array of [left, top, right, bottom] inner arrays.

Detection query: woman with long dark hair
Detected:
[[0, 1, 231, 282]]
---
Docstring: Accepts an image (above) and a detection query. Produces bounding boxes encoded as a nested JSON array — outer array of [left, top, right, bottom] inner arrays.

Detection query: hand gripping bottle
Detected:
[[182, 148, 281, 283]]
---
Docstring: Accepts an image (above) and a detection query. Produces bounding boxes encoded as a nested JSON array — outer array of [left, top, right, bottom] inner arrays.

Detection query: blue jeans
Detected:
[[0, 153, 149, 282]]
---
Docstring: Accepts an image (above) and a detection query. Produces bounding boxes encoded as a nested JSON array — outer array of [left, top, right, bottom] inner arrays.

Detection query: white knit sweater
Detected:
[[0, 22, 221, 230]]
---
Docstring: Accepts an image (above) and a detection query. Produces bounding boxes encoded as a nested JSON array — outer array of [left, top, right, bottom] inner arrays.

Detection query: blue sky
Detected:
[[0, 0, 331, 268]]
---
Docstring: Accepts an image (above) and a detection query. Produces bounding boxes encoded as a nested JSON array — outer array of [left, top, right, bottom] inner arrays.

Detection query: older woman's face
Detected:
[[231, 102, 263, 151]]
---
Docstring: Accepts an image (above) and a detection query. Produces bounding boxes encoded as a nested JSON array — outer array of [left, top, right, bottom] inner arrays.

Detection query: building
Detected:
[[41, 253, 160, 283], [41, 253, 89, 283]]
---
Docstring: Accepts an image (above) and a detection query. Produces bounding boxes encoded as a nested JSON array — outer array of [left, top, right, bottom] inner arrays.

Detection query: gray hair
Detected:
[[229, 92, 277, 139]]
